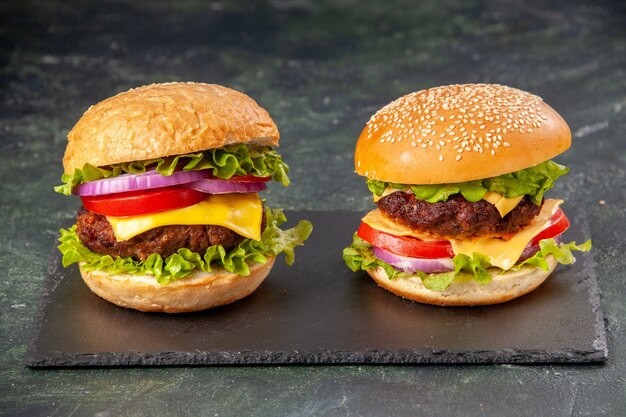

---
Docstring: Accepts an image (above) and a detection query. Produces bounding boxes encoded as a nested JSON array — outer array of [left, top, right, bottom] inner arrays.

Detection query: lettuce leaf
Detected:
[[58, 208, 313, 285], [54, 145, 290, 195], [366, 160, 569, 205], [514, 238, 592, 271], [343, 233, 591, 291], [342, 234, 415, 281]]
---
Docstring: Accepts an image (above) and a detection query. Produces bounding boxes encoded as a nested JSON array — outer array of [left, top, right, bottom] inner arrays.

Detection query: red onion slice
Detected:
[[519, 245, 539, 262], [373, 246, 454, 274], [519, 235, 562, 262], [186, 179, 267, 194], [76, 170, 211, 196], [375, 234, 564, 275]]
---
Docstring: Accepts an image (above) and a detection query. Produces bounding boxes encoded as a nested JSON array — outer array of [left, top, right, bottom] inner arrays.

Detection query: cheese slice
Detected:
[[361, 209, 443, 241], [373, 187, 403, 203], [363, 199, 563, 270], [106, 193, 263, 242], [449, 199, 563, 270], [374, 189, 522, 218], [482, 191, 524, 217]]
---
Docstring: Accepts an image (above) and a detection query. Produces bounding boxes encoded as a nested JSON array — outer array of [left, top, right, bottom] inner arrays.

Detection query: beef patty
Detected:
[[377, 192, 542, 239], [76, 207, 266, 261]]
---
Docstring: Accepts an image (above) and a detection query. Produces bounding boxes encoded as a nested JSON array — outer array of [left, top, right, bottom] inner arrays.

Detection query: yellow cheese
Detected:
[[482, 191, 524, 217], [449, 199, 563, 270], [373, 187, 403, 203], [361, 209, 443, 241], [362, 199, 563, 271], [106, 193, 263, 242], [374, 189, 522, 217]]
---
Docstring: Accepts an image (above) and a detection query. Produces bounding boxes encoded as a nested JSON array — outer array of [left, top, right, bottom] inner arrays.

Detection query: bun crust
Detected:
[[63, 83, 279, 174], [79, 257, 275, 313], [367, 256, 557, 306], [355, 84, 571, 184]]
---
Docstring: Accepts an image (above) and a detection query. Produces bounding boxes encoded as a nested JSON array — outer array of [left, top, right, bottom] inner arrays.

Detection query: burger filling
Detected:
[[56, 145, 313, 284], [377, 192, 542, 240], [344, 160, 591, 291], [76, 207, 267, 261]]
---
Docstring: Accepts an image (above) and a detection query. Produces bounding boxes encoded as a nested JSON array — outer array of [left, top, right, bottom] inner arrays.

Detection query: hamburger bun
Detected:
[[63, 82, 279, 174], [79, 257, 276, 313], [345, 84, 580, 307], [58, 82, 297, 313], [354, 83, 571, 184], [367, 256, 557, 307]]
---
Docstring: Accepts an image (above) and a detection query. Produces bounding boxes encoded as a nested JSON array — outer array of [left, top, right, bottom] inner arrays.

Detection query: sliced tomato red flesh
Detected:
[[530, 208, 570, 246], [357, 222, 454, 259], [81, 186, 206, 217], [357, 208, 571, 259], [227, 174, 271, 182]]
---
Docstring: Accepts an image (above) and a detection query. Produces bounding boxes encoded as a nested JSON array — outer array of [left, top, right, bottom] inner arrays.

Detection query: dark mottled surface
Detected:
[[24, 211, 606, 368], [1, 0, 625, 416]]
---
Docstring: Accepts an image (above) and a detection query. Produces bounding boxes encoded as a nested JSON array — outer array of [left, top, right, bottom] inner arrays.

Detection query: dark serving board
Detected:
[[25, 209, 606, 367]]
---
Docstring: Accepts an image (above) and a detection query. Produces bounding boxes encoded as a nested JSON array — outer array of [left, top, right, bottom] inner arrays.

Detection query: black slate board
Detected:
[[25, 209, 606, 367]]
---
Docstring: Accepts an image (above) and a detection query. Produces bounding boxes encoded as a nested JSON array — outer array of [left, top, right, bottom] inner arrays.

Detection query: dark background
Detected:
[[1, 1, 625, 416]]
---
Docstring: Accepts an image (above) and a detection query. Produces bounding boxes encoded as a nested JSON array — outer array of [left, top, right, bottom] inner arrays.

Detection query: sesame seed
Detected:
[[361, 84, 546, 159], [456, 154, 462, 161], [439, 154, 444, 161]]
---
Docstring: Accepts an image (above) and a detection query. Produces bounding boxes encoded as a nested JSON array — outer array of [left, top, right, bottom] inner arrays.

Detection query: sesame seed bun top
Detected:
[[354, 84, 571, 184], [63, 82, 279, 174]]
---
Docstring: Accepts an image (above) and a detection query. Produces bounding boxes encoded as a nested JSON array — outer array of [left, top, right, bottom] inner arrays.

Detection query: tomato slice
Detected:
[[229, 175, 271, 182], [530, 208, 570, 246], [81, 186, 206, 217], [358, 209, 571, 259], [357, 222, 454, 259]]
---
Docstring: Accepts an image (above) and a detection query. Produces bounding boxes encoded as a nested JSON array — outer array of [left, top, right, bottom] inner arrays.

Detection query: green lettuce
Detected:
[[343, 233, 591, 291], [54, 145, 290, 195], [366, 160, 569, 205], [58, 208, 313, 285]]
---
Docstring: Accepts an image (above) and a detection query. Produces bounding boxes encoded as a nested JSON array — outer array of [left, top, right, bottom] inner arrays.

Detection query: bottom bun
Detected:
[[79, 257, 276, 313], [367, 256, 557, 306]]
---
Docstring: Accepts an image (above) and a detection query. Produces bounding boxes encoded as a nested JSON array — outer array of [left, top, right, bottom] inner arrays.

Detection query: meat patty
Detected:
[[76, 207, 266, 261], [377, 192, 542, 239]]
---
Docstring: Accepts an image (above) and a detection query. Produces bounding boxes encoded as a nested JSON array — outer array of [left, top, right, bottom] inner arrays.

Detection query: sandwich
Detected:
[[55, 82, 312, 313], [343, 83, 590, 306]]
